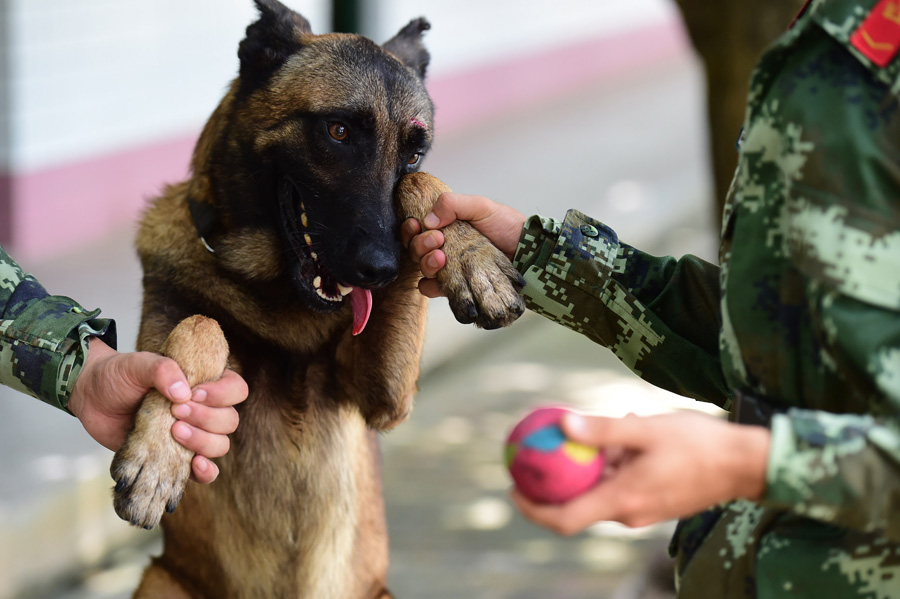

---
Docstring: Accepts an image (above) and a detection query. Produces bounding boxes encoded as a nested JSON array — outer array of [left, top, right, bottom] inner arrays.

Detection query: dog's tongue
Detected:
[[350, 287, 373, 336]]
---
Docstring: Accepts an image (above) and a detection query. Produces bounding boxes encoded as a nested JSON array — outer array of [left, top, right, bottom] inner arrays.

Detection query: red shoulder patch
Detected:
[[850, 0, 900, 67]]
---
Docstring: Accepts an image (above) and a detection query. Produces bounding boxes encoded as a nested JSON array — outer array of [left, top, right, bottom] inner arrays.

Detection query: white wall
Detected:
[[6, 0, 330, 174], [363, 0, 676, 75], [4, 0, 675, 175], [0, 0, 11, 172]]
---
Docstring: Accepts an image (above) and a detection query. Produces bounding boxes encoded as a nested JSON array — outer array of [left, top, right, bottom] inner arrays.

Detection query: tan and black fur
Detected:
[[109, 1, 524, 597]]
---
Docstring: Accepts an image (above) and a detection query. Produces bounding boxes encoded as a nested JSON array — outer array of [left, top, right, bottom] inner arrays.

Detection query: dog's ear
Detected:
[[238, 0, 312, 89], [383, 18, 431, 79]]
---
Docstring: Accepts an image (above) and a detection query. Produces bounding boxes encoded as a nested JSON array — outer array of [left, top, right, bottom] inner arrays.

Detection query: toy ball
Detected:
[[505, 406, 604, 505]]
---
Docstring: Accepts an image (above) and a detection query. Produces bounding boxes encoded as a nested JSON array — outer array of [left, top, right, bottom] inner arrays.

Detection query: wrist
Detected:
[[731, 423, 771, 501], [69, 336, 117, 418], [499, 213, 527, 259]]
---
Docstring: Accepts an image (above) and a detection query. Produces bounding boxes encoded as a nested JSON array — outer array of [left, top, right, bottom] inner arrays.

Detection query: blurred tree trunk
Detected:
[[675, 0, 806, 221]]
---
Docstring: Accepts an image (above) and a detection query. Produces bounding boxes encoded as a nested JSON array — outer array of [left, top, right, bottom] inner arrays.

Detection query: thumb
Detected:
[[561, 413, 648, 450], [423, 192, 494, 230], [124, 352, 192, 403]]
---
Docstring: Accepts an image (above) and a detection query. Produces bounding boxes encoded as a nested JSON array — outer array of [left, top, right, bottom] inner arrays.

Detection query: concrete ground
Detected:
[[1, 46, 725, 599]]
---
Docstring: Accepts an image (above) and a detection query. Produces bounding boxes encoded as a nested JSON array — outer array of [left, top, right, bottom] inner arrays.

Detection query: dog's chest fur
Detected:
[[136, 195, 391, 596], [163, 360, 382, 599]]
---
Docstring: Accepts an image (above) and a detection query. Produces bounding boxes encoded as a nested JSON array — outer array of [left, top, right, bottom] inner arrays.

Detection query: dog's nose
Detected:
[[352, 247, 399, 288]]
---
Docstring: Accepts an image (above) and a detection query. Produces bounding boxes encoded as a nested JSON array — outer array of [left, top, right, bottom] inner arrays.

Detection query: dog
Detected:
[[108, 1, 525, 597]]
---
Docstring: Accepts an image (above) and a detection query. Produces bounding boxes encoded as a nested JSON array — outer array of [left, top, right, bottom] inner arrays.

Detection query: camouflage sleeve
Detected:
[[512, 209, 730, 406], [766, 409, 900, 539], [0, 245, 116, 413]]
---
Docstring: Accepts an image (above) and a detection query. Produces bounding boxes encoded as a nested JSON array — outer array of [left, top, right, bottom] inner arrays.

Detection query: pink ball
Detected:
[[505, 406, 604, 505]]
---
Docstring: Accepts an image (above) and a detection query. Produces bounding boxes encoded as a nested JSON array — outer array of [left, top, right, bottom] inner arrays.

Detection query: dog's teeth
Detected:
[[313, 276, 322, 289], [304, 234, 313, 246], [311, 251, 318, 261], [315, 288, 341, 302], [337, 283, 353, 296], [301, 213, 308, 228]]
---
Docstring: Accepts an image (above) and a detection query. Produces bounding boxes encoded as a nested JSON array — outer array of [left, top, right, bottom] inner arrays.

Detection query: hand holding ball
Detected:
[[505, 407, 604, 504]]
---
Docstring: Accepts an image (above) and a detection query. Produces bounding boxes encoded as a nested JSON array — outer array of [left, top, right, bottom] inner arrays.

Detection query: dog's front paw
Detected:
[[111, 394, 193, 529], [110, 315, 229, 529], [438, 221, 526, 329]]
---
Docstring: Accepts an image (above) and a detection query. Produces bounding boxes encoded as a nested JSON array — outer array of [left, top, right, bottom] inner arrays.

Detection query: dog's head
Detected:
[[193, 0, 433, 333]]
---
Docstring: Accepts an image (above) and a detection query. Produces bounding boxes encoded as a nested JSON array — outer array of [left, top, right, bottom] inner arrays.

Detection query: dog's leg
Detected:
[[398, 172, 526, 329], [339, 172, 525, 430], [110, 315, 229, 529]]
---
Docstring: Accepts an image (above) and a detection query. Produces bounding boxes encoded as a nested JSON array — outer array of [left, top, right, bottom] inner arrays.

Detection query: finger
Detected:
[[127, 353, 192, 403], [171, 402, 240, 435], [511, 483, 620, 536], [510, 489, 599, 536], [400, 218, 421, 248], [417, 278, 443, 298], [408, 229, 445, 263], [561, 412, 649, 450], [190, 455, 219, 485], [423, 192, 493, 230], [172, 421, 231, 459], [420, 249, 446, 279], [193, 369, 249, 408]]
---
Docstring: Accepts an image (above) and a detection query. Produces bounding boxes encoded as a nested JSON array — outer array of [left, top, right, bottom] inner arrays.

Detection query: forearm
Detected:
[[0, 247, 116, 411], [513, 210, 729, 405]]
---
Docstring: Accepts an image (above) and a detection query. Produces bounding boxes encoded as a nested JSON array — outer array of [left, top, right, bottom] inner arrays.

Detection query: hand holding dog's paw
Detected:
[[110, 316, 230, 529], [398, 172, 526, 329], [436, 221, 525, 329]]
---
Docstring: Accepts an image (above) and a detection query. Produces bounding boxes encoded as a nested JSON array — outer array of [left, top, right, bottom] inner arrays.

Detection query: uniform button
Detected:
[[580, 224, 599, 238]]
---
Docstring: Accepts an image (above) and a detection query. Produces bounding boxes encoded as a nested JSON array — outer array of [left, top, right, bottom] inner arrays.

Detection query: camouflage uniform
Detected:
[[0, 245, 115, 412], [513, 0, 900, 596]]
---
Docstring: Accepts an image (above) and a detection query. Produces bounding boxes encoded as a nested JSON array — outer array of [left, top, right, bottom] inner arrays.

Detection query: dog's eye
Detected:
[[328, 122, 349, 142], [407, 153, 421, 166]]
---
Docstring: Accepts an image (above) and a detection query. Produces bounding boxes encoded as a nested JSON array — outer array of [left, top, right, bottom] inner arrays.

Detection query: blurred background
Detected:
[[0, 0, 802, 597]]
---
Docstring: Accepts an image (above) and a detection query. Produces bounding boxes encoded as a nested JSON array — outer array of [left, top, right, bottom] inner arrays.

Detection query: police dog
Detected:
[[108, 1, 524, 597]]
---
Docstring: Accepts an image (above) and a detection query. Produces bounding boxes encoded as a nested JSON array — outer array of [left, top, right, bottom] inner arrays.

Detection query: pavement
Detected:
[[1, 47, 724, 599]]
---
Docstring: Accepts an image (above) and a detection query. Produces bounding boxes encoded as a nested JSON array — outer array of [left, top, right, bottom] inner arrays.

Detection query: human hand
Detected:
[[68, 337, 248, 484], [401, 192, 526, 298], [511, 411, 770, 534]]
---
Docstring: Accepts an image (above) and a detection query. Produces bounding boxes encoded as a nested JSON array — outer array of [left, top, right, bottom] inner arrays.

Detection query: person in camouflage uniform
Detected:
[[403, 0, 900, 596], [0, 244, 246, 483]]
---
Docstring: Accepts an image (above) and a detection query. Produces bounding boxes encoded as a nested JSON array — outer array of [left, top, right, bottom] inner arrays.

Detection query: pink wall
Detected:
[[0, 176, 10, 248], [4, 137, 197, 260], [0, 18, 688, 261]]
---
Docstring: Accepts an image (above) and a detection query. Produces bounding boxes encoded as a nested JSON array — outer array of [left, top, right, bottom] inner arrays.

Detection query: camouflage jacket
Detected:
[[513, 0, 900, 596], [0, 245, 115, 412]]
